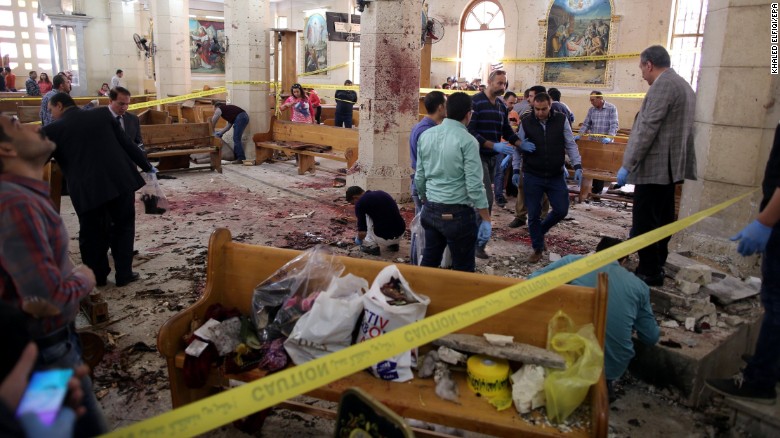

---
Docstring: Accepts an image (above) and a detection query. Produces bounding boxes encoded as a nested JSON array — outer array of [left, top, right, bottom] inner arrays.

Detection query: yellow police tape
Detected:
[[126, 88, 227, 111], [103, 189, 754, 438], [298, 61, 352, 77], [432, 53, 640, 63]]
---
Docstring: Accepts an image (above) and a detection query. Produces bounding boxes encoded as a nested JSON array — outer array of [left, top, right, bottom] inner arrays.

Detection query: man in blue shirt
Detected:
[[416, 92, 492, 272], [468, 70, 526, 259], [346, 186, 406, 256], [529, 237, 660, 388], [409, 91, 446, 215]]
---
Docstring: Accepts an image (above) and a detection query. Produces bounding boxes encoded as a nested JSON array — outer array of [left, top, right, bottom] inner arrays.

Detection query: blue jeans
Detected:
[[523, 172, 569, 252], [410, 176, 422, 216], [493, 153, 507, 201], [745, 223, 780, 386], [420, 203, 477, 272], [37, 328, 108, 437], [480, 155, 497, 213], [231, 112, 249, 160]]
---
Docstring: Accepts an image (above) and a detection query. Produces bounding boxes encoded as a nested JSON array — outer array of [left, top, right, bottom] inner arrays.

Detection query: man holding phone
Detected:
[[0, 115, 107, 436]]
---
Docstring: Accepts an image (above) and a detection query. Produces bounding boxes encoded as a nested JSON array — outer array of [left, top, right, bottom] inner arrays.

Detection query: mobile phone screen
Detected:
[[16, 369, 74, 426]]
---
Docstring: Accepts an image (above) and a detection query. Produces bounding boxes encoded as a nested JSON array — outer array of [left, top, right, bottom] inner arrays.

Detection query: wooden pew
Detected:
[[253, 117, 358, 175], [319, 105, 359, 127], [141, 123, 222, 173], [158, 228, 609, 437], [17, 106, 40, 123], [576, 139, 629, 203]]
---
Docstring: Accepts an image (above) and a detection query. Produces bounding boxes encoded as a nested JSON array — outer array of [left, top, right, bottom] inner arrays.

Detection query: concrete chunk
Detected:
[[433, 333, 565, 369], [675, 264, 713, 285], [703, 275, 760, 305], [676, 279, 701, 296]]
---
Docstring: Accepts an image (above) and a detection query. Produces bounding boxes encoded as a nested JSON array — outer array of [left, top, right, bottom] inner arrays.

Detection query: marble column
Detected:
[[151, 0, 191, 97], [675, 0, 780, 273], [225, 0, 271, 162], [108, 0, 147, 95], [348, 0, 422, 201]]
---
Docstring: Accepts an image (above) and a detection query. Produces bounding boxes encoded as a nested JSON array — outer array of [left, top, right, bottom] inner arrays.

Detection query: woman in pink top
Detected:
[[280, 83, 314, 123], [38, 72, 52, 94]]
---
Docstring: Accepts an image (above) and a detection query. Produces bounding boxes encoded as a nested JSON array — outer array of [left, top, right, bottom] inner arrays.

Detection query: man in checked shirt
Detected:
[[0, 115, 107, 436], [576, 90, 619, 196]]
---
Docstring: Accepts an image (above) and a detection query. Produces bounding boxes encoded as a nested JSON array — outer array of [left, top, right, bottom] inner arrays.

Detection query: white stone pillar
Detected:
[[108, 0, 147, 95], [675, 0, 780, 273], [225, 0, 271, 162], [151, 0, 191, 97], [348, 0, 421, 201]]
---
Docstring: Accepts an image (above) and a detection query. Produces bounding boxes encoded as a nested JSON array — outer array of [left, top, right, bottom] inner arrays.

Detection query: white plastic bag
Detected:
[[410, 212, 451, 268], [284, 274, 368, 364], [140, 172, 169, 214], [359, 265, 430, 382]]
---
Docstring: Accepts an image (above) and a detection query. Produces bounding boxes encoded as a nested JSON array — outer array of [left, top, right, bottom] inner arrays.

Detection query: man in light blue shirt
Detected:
[[529, 237, 660, 386], [416, 92, 492, 272]]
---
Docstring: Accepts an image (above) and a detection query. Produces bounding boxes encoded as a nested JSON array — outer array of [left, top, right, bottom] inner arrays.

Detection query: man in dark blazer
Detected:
[[43, 93, 154, 287], [107, 86, 143, 153], [616, 45, 697, 286]]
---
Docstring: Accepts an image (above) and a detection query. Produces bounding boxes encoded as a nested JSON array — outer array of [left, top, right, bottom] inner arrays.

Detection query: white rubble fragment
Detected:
[[211, 317, 242, 356], [434, 362, 459, 403], [395, 258, 405, 263], [193, 318, 220, 341], [510, 364, 546, 414], [437, 346, 467, 365], [483, 333, 514, 346], [676, 279, 701, 296], [685, 317, 696, 332], [503, 260, 511, 267], [746, 277, 762, 292], [722, 315, 744, 327], [661, 320, 679, 328], [185, 339, 209, 357], [549, 252, 562, 262], [675, 264, 713, 285], [484, 266, 495, 276]]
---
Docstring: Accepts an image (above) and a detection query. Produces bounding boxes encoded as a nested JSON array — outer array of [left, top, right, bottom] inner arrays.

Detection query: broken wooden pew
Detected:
[[141, 122, 222, 173], [157, 228, 609, 437], [576, 139, 630, 204], [253, 117, 358, 175]]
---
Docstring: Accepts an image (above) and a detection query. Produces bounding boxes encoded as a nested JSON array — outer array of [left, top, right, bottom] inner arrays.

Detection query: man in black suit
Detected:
[[44, 93, 154, 287], [107, 86, 143, 153]]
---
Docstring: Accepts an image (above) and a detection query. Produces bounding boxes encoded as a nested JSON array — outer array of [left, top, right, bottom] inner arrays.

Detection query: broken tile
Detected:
[[676, 279, 701, 296], [674, 264, 712, 286], [703, 275, 760, 305]]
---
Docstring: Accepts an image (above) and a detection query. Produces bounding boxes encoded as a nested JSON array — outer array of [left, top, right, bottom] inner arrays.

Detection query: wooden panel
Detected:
[[138, 109, 172, 125], [271, 119, 358, 152], [576, 139, 625, 173], [141, 123, 211, 146], [17, 105, 40, 123]]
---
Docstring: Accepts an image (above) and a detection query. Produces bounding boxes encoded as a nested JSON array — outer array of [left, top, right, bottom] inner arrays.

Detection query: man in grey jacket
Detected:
[[617, 45, 697, 286]]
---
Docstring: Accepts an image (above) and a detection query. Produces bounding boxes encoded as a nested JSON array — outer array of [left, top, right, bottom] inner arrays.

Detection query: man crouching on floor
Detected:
[[346, 186, 406, 256]]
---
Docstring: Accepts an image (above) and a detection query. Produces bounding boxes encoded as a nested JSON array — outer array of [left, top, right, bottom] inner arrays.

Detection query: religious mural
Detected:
[[189, 18, 226, 74], [542, 0, 613, 86], [303, 13, 328, 74]]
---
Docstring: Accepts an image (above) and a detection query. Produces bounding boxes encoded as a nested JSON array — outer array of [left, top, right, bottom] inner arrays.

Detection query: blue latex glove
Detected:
[[731, 220, 773, 256], [519, 139, 536, 153], [601, 137, 612, 144], [477, 221, 492, 247], [214, 131, 223, 138], [492, 142, 514, 155], [617, 167, 629, 186], [354, 237, 363, 246], [574, 135, 581, 141], [574, 168, 582, 184], [150, 166, 158, 174], [563, 166, 570, 179], [511, 173, 520, 187], [500, 154, 511, 170], [19, 408, 76, 438]]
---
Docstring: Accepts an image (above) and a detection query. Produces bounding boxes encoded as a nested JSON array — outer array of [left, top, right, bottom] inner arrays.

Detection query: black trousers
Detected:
[[77, 190, 136, 282], [632, 183, 676, 276], [315, 106, 322, 124]]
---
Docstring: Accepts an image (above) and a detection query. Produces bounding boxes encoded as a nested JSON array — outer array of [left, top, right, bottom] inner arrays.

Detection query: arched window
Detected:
[[459, 0, 505, 84], [669, 0, 708, 89]]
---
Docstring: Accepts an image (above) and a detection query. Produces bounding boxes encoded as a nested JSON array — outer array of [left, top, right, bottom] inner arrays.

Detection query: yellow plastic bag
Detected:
[[543, 310, 604, 423]]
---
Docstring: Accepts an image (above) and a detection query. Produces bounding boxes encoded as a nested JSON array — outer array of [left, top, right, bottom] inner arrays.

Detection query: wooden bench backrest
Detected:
[[17, 105, 40, 123], [197, 107, 227, 129], [180, 229, 606, 352], [577, 139, 625, 173], [138, 109, 172, 125], [140, 123, 212, 149], [269, 118, 358, 152]]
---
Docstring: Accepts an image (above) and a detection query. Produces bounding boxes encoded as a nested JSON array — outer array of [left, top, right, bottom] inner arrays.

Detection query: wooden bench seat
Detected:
[[253, 117, 358, 175], [141, 123, 222, 173], [576, 139, 630, 203], [158, 228, 609, 437]]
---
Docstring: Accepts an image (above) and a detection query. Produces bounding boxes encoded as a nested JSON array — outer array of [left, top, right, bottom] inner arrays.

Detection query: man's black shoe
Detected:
[[116, 272, 140, 287], [96, 278, 107, 287], [387, 244, 400, 252], [496, 197, 507, 208], [475, 246, 489, 259], [705, 374, 777, 405], [636, 271, 665, 287], [508, 217, 526, 228]]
